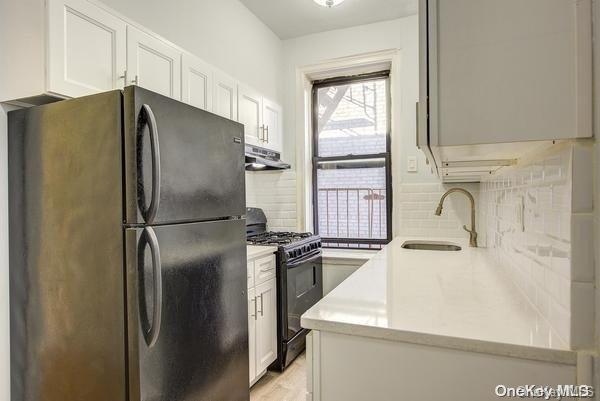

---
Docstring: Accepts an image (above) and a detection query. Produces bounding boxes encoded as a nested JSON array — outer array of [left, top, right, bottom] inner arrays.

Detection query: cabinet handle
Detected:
[[132, 75, 139, 86], [259, 294, 264, 317], [119, 70, 127, 86], [251, 296, 257, 320], [265, 125, 269, 143], [259, 125, 265, 141]]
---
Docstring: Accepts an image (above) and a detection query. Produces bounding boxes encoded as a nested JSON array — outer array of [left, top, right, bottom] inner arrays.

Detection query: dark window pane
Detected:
[[316, 79, 388, 157]]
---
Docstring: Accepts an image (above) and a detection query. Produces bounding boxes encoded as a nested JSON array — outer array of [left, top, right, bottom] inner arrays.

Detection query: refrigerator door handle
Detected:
[[139, 104, 161, 223], [144, 226, 162, 348]]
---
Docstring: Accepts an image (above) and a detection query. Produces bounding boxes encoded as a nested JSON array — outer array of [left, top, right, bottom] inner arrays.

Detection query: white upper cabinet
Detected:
[[238, 84, 263, 147], [1, 0, 281, 142], [419, 0, 592, 181], [238, 85, 283, 152], [47, 0, 127, 97], [262, 98, 283, 152], [126, 26, 181, 99], [213, 70, 238, 120], [1, 0, 128, 101], [181, 53, 213, 111]]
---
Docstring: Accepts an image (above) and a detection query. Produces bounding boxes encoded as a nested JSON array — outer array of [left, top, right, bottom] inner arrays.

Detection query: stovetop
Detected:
[[247, 231, 315, 246]]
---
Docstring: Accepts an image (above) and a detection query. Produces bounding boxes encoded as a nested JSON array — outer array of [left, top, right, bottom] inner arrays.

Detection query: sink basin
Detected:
[[401, 240, 462, 251]]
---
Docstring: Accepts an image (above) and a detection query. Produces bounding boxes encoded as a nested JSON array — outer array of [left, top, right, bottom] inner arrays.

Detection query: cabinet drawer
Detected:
[[254, 254, 276, 285], [247, 261, 255, 289]]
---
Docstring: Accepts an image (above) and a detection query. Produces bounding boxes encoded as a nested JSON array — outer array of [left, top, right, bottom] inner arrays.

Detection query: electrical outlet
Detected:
[[407, 156, 417, 172]]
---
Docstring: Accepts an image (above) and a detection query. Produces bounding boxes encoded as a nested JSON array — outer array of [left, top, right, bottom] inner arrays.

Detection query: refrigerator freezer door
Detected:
[[123, 86, 246, 225], [125, 219, 249, 401], [8, 92, 126, 401]]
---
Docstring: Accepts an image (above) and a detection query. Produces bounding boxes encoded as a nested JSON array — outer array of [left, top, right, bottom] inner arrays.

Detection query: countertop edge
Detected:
[[246, 245, 277, 260], [301, 317, 578, 366]]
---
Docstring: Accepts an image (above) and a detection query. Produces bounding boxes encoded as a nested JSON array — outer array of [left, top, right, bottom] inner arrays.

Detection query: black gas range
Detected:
[[246, 208, 323, 371]]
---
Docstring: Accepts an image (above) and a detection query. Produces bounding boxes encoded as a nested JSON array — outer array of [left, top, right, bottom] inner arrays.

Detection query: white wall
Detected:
[[0, 106, 10, 401], [248, 16, 476, 239], [99, 0, 284, 103], [282, 16, 431, 183]]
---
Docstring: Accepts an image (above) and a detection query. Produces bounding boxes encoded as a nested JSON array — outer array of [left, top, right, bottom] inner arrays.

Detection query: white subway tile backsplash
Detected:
[[246, 170, 298, 232], [396, 182, 480, 239], [481, 143, 595, 349]]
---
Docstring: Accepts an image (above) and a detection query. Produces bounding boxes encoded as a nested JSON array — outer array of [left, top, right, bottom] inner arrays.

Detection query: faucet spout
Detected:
[[434, 188, 478, 247]]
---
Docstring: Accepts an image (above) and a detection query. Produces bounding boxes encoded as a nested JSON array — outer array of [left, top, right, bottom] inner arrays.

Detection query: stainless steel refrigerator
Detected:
[[9, 86, 249, 401]]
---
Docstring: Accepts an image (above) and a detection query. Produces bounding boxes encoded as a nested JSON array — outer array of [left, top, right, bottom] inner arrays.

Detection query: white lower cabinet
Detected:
[[255, 278, 277, 373], [248, 287, 256, 383], [247, 253, 277, 386], [306, 331, 578, 401]]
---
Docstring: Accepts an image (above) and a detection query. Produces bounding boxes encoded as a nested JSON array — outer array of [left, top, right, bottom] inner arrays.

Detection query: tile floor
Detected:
[[250, 353, 306, 401]]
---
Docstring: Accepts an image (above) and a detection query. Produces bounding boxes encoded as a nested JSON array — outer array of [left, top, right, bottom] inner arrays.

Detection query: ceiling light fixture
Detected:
[[313, 0, 346, 8]]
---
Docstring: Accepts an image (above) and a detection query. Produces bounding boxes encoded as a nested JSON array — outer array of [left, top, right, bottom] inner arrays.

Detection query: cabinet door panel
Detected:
[[213, 70, 237, 120], [262, 98, 282, 152], [181, 53, 213, 111], [238, 85, 263, 147], [255, 278, 277, 373], [429, 0, 592, 145], [248, 288, 256, 384], [48, 0, 126, 97], [127, 26, 181, 99]]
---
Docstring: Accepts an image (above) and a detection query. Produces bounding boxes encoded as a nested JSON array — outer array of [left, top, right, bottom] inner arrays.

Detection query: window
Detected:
[[312, 71, 392, 249]]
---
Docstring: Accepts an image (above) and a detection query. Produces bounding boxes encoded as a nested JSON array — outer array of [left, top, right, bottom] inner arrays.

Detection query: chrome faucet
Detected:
[[434, 188, 478, 247]]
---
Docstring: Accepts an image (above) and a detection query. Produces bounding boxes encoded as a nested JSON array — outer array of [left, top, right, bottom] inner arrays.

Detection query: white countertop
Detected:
[[301, 237, 576, 365], [247, 244, 277, 260]]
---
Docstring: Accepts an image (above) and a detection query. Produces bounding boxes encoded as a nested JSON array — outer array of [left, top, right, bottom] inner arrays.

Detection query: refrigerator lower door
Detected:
[[125, 219, 249, 401], [123, 86, 246, 225]]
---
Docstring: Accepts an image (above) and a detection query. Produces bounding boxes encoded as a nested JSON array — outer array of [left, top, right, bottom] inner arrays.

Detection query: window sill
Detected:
[[321, 248, 378, 264]]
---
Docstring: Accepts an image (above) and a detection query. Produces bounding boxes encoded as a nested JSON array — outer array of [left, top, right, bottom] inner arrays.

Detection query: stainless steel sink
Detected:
[[401, 240, 462, 251]]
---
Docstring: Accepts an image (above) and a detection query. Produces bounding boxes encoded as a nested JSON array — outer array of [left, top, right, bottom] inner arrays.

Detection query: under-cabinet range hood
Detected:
[[245, 144, 290, 171]]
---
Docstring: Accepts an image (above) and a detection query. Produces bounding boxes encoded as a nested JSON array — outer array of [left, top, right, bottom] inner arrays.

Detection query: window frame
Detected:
[[311, 70, 393, 249]]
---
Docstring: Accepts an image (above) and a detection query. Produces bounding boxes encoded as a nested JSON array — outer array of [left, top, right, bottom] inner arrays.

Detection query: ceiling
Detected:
[[239, 0, 418, 40]]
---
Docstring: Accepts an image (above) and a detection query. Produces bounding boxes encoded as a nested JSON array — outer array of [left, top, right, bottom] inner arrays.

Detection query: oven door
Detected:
[[285, 251, 323, 341]]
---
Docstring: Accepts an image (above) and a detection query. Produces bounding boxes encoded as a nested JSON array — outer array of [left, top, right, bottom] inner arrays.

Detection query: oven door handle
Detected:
[[286, 249, 321, 269]]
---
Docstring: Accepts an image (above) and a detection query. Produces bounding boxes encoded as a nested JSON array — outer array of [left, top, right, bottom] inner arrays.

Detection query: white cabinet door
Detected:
[[181, 53, 212, 111], [255, 278, 277, 373], [238, 85, 263, 147], [126, 26, 181, 99], [47, 0, 126, 97], [427, 0, 592, 145], [262, 98, 282, 152], [213, 70, 237, 120], [248, 287, 257, 384]]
